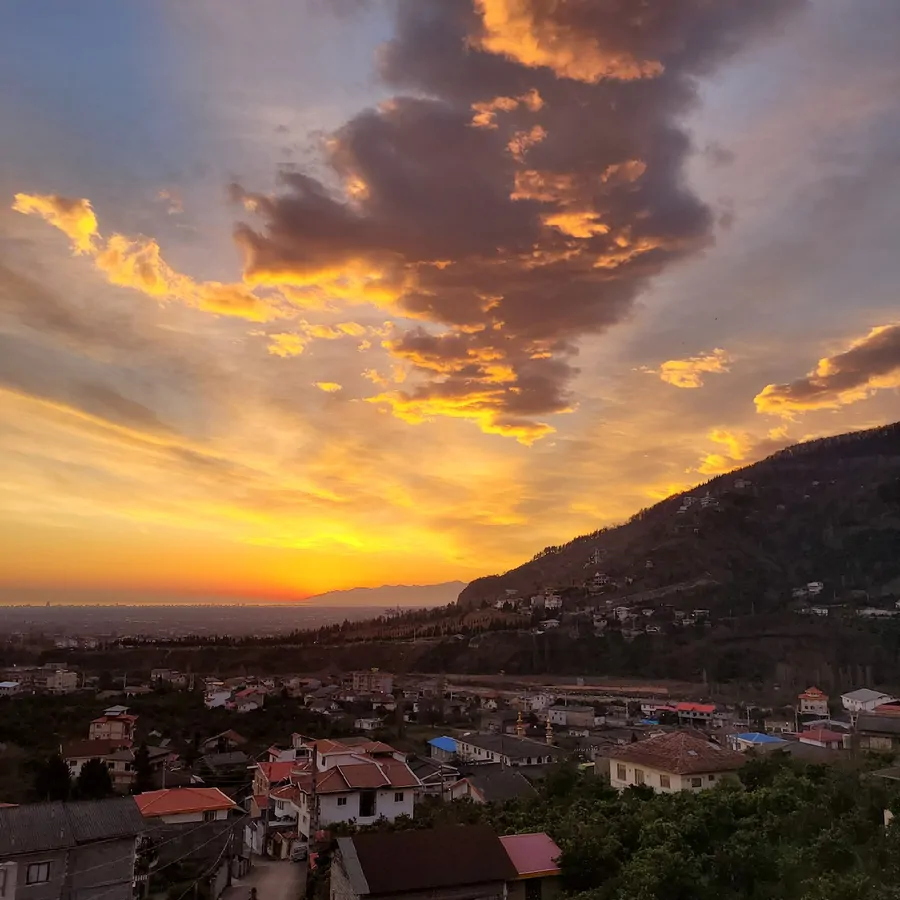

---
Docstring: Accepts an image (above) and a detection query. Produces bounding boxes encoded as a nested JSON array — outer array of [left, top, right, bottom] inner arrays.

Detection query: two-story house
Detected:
[[841, 689, 895, 713], [0, 798, 145, 900], [798, 687, 829, 717], [88, 707, 136, 742], [607, 731, 745, 792], [62, 739, 131, 779], [547, 705, 597, 729], [351, 671, 394, 695], [675, 703, 716, 727]]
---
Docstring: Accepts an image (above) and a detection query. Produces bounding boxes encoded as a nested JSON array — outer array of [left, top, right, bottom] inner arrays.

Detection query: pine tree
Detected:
[[133, 742, 154, 793], [34, 754, 71, 801], [75, 757, 113, 799]]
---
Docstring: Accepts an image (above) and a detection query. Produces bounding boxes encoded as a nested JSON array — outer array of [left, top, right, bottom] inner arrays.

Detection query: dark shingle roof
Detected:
[[857, 713, 900, 735], [0, 798, 145, 856], [459, 734, 561, 760], [465, 770, 537, 803], [337, 825, 517, 896]]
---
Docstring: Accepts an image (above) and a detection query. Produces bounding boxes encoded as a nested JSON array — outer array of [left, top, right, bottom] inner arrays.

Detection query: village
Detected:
[[4, 664, 900, 900]]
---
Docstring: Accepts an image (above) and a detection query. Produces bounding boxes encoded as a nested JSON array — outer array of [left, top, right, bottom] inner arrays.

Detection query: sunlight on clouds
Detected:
[[314, 382, 343, 393], [696, 426, 790, 476], [755, 324, 900, 417], [13, 193, 98, 254], [646, 348, 732, 389], [471, 0, 664, 83]]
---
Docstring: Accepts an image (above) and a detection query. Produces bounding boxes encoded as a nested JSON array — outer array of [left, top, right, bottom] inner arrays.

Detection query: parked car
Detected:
[[291, 844, 308, 862]]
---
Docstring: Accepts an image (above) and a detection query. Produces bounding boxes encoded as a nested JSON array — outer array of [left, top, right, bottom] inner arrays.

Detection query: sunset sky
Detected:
[[2, 1, 900, 603]]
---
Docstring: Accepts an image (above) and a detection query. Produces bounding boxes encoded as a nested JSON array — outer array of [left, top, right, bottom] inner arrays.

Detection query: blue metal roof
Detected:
[[736, 732, 787, 744], [428, 736, 457, 752]]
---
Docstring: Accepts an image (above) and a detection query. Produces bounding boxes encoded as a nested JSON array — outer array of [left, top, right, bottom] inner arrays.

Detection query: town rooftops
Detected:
[[336, 825, 518, 896], [134, 787, 236, 818], [0, 798, 145, 856], [428, 736, 458, 753], [608, 731, 746, 775], [499, 832, 561, 878], [842, 688, 893, 703], [734, 732, 787, 744], [459, 733, 561, 759], [63, 738, 131, 758]]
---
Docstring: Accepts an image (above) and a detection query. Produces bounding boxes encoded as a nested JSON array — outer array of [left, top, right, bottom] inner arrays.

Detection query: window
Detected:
[[337, 797, 348, 807], [26, 863, 50, 885], [394, 791, 404, 802], [690, 777, 703, 789], [634, 769, 645, 785], [203, 810, 217, 821], [616, 764, 627, 781], [708, 774, 716, 782], [659, 775, 671, 789], [526, 757, 532, 765]]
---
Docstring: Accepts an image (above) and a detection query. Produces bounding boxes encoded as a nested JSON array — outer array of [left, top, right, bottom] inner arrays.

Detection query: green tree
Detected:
[[75, 757, 113, 799], [34, 754, 71, 801]]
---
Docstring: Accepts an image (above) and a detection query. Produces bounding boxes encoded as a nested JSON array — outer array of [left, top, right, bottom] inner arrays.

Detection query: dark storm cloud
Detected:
[[234, 0, 804, 440]]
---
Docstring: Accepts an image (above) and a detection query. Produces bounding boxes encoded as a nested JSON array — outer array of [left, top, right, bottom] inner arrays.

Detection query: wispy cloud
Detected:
[[646, 348, 732, 389]]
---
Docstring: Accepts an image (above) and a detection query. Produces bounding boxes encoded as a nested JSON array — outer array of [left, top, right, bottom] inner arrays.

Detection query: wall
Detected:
[[3, 848, 68, 900], [608, 761, 728, 793], [508, 877, 562, 900], [317, 788, 415, 829], [70, 837, 137, 900]]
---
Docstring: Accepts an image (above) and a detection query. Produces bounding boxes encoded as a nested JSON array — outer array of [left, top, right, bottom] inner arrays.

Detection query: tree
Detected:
[[34, 754, 71, 801], [133, 742, 154, 793], [76, 757, 113, 799]]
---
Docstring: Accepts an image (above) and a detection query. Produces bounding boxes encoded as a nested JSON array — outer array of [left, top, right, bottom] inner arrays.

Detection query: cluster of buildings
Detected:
[[0, 664, 79, 695]]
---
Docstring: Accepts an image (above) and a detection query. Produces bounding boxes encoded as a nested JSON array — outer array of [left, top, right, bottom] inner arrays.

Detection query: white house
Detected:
[[798, 687, 829, 717], [354, 717, 384, 733], [607, 731, 745, 793], [842, 688, 895, 713], [455, 734, 561, 767], [134, 787, 236, 824], [0, 681, 20, 697]]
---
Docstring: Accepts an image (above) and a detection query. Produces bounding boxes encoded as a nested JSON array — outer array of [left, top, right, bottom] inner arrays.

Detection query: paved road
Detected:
[[222, 857, 306, 900]]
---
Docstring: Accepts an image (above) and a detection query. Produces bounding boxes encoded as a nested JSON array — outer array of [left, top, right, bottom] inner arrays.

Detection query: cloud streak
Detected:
[[755, 324, 900, 417], [13, 193, 277, 322], [232, 0, 801, 440], [648, 348, 732, 389]]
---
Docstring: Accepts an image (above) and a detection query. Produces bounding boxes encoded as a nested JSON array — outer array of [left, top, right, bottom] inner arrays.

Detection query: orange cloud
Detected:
[[697, 426, 789, 475], [14, 192, 276, 322], [13, 193, 98, 254], [755, 324, 900, 417], [648, 348, 732, 389], [470, 0, 664, 83], [470, 89, 544, 129]]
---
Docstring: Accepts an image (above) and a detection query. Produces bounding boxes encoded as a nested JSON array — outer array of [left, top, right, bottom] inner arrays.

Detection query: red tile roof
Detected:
[[310, 759, 422, 794], [135, 787, 236, 817], [608, 731, 745, 775], [801, 729, 846, 744], [499, 833, 561, 878], [675, 702, 716, 714], [256, 761, 296, 783], [63, 738, 130, 758], [799, 687, 827, 699]]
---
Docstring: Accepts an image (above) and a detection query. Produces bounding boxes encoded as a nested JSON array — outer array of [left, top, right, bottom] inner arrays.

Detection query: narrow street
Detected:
[[221, 857, 306, 900]]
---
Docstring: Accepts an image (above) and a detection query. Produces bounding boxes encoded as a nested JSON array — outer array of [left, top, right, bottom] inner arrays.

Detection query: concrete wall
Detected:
[[609, 760, 727, 793]]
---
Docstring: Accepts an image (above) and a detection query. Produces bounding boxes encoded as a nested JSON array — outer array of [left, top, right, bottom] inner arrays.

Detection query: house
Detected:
[[352, 670, 394, 695], [0, 681, 21, 697], [480, 710, 521, 734], [675, 702, 716, 727], [517, 693, 554, 713], [105, 745, 171, 792], [88, 707, 136, 742], [233, 688, 265, 713], [500, 833, 562, 900], [195, 751, 252, 784], [455, 734, 561, 767], [200, 730, 247, 754], [728, 732, 788, 753], [44, 670, 78, 694], [134, 787, 236, 824], [547, 705, 597, 729], [331, 825, 518, 900], [354, 717, 384, 733], [841, 688, 895, 713], [61, 739, 130, 778], [799, 729, 848, 750], [449, 769, 537, 804], [204, 688, 232, 709], [0, 798, 146, 900], [798, 687, 829, 717], [856, 713, 900, 751], [427, 736, 458, 762], [407, 758, 460, 797], [607, 730, 745, 792]]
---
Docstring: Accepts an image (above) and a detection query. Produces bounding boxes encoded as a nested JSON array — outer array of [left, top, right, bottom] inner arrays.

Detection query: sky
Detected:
[[1, 0, 899, 604]]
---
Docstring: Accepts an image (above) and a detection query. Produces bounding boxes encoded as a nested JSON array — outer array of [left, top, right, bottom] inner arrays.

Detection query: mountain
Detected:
[[303, 581, 467, 608], [458, 421, 900, 613]]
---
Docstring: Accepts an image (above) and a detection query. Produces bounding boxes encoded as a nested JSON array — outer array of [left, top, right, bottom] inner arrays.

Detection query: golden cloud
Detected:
[[13, 193, 277, 322], [755, 324, 900, 417], [314, 382, 343, 393], [647, 348, 732, 389], [697, 426, 789, 476], [470, 0, 664, 83], [470, 88, 543, 129]]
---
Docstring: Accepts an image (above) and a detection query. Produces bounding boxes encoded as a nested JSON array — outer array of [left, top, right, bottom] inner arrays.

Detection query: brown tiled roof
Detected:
[[308, 760, 422, 794], [338, 764, 390, 789], [63, 738, 129, 759], [337, 825, 517, 895], [607, 731, 745, 775]]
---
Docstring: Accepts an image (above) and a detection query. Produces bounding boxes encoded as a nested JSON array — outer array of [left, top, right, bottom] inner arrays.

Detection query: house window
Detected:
[[337, 797, 348, 807], [690, 777, 702, 788], [659, 775, 671, 789], [634, 769, 645, 785], [708, 774, 716, 782], [526, 757, 532, 765], [203, 810, 217, 821], [26, 863, 51, 885], [616, 764, 627, 781], [394, 792, 404, 802]]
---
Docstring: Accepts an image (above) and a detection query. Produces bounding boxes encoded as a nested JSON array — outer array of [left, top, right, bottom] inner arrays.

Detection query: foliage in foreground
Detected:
[[339, 755, 900, 900]]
